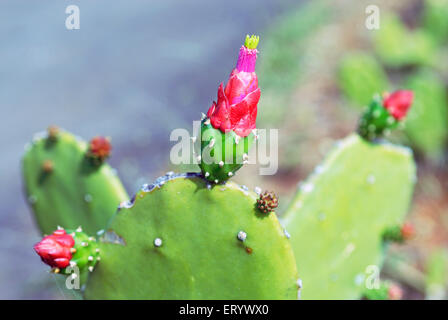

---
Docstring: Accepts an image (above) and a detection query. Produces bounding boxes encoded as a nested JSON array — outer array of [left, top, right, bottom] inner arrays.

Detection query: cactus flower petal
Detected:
[[383, 90, 414, 121]]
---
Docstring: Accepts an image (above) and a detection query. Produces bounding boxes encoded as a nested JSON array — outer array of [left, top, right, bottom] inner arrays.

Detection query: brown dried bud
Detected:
[[47, 125, 59, 141], [42, 159, 54, 173], [257, 191, 278, 213]]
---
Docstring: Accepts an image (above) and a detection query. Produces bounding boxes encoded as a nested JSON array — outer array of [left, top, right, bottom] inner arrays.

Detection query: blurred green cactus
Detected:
[[373, 14, 436, 67], [22, 128, 128, 235], [84, 173, 299, 299], [404, 71, 448, 160], [423, 0, 448, 44], [425, 249, 448, 299], [338, 52, 389, 107], [283, 134, 416, 299]]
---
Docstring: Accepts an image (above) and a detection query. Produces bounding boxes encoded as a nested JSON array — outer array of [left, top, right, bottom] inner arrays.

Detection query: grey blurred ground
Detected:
[[0, 0, 300, 299]]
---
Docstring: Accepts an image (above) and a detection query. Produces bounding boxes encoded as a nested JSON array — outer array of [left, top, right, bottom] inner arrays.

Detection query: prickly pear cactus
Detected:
[[84, 173, 299, 299], [283, 134, 416, 299], [22, 128, 129, 235]]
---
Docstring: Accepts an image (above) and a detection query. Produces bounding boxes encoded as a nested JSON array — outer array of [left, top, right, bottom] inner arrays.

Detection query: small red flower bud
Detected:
[[88, 136, 111, 162], [383, 90, 413, 121], [388, 283, 403, 300], [42, 159, 54, 173], [34, 229, 75, 269], [207, 35, 261, 137], [400, 222, 415, 240]]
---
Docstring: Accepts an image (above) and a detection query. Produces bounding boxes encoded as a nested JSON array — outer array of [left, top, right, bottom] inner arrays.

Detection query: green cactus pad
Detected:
[[22, 129, 129, 235], [373, 14, 436, 67], [198, 119, 255, 183], [283, 134, 416, 299], [338, 52, 389, 107], [404, 71, 448, 160], [423, 0, 448, 44], [84, 173, 298, 299]]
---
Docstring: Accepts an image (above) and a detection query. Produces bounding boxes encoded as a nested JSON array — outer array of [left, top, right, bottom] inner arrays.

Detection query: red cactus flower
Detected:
[[207, 35, 261, 137], [89, 136, 111, 161], [383, 90, 413, 121], [401, 222, 415, 240], [34, 229, 75, 269]]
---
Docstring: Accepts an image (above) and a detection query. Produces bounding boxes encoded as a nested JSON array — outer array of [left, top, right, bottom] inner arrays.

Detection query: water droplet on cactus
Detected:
[[240, 185, 249, 192], [283, 229, 291, 239], [354, 273, 365, 286], [84, 194, 92, 203], [367, 174, 376, 185], [119, 200, 134, 209], [301, 183, 314, 193], [165, 171, 174, 177], [154, 238, 162, 247], [318, 212, 326, 221], [254, 187, 262, 195], [102, 230, 125, 245], [314, 165, 325, 175], [294, 201, 303, 209], [237, 231, 247, 242], [142, 183, 154, 193]]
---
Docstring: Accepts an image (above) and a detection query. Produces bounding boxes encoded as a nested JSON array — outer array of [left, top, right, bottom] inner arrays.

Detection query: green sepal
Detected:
[[198, 119, 254, 183], [382, 225, 404, 243], [358, 95, 397, 140]]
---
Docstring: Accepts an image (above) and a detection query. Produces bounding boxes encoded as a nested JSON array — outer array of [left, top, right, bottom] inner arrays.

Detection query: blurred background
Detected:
[[1, 0, 447, 299]]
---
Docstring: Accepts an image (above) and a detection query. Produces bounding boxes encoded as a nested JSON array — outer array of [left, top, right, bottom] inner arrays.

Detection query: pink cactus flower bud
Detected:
[[34, 229, 75, 269], [207, 35, 261, 137], [383, 90, 414, 121]]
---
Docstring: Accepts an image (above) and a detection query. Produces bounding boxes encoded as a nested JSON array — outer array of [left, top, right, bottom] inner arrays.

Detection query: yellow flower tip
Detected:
[[244, 34, 259, 50]]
